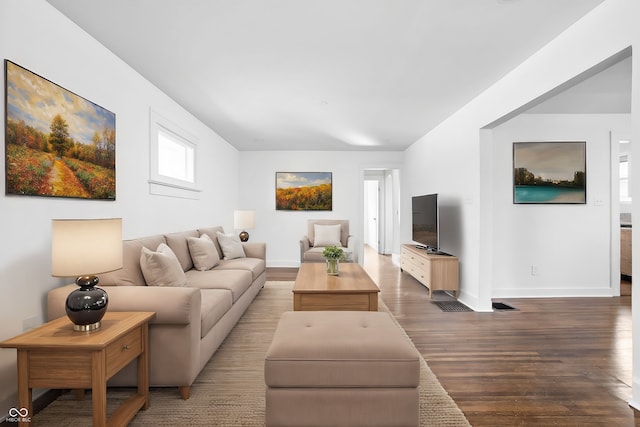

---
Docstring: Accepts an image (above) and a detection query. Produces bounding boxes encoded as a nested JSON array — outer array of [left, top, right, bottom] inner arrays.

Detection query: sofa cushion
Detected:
[[216, 257, 266, 281], [313, 224, 342, 247], [99, 235, 166, 286], [200, 289, 233, 338], [187, 233, 220, 271], [185, 269, 253, 302], [165, 230, 199, 272], [303, 246, 352, 263], [216, 232, 246, 260], [140, 243, 187, 287], [198, 226, 225, 259]]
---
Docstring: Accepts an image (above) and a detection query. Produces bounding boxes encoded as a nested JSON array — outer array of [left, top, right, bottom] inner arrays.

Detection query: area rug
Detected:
[[32, 282, 470, 426]]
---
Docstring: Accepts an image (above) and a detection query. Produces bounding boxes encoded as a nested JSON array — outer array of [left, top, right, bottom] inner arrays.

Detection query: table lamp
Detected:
[[51, 218, 123, 331], [234, 210, 255, 242]]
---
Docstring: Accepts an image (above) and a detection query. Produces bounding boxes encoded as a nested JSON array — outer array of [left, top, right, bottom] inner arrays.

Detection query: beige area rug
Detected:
[[33, 282, 470, 426]]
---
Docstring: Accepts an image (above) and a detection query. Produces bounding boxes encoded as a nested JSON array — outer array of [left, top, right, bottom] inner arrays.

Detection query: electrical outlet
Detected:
[[22, 316, 38, 332], [530, 265, 538, 276]]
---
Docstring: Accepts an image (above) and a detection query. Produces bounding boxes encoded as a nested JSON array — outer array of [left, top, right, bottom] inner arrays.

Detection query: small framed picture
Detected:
[[513, 141, 586, 204]]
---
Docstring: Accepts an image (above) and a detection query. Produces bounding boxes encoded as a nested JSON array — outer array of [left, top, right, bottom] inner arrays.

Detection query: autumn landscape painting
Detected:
[[5, 60, 115, 199], [276, 172, 332, 210]]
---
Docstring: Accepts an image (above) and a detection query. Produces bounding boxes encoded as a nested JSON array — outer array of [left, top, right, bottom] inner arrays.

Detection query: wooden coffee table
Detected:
[[0, 311, 155, 427], [293, 263, 380, 311]]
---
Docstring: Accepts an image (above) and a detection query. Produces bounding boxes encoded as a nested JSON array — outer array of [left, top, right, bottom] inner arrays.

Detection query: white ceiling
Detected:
[[47, 0, 613, 151], [525, 55, 631, 115]]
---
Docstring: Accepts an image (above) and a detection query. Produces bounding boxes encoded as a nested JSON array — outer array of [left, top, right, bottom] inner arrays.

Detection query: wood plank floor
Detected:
[[268, 248, 640, 426]]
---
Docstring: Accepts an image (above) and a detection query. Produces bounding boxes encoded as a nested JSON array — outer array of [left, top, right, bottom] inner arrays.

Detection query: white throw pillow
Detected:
[[140, 243, 187, 287], [216, 232, 246, 260], [314, 224, 342, 247], [187, 233, 220, 271]]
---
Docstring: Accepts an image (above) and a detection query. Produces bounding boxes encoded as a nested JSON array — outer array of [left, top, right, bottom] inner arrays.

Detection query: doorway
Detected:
[[364, 179, 379, 252], [618, 136, 632, 295], [362, 168, 401, 259]]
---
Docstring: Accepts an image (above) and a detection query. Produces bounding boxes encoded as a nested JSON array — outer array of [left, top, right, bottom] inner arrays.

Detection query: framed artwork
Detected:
[[5, 60, 116, 200], [275, 172, 332, 210], [513, 141, 586, 204]]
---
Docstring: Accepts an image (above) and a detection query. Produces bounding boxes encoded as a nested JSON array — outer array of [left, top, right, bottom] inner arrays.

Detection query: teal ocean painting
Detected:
[[513, 142, 586, 204]]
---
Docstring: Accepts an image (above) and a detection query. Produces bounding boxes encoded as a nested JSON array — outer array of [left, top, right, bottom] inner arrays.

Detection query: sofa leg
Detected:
[[179, 386, 191, 400]]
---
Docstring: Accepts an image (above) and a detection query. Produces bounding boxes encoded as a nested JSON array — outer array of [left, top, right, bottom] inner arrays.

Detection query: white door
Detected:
[[364, 180, 379, 251]]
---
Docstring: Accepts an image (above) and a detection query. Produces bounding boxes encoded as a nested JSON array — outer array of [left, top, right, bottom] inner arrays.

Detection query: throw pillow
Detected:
[[140, 243, 187, 287], [216, 231, 246, 260], [314, 224, 342, 247], [187, 233, 220, 271]]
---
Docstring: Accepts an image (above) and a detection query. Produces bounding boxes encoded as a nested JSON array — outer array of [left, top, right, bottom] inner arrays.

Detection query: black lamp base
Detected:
[[239, 230, 249, 242], [66, 275, 108, 332]]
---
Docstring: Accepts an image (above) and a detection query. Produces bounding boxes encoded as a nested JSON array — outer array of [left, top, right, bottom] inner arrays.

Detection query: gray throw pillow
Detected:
[[140, 243, 187, 287], [216, 232, 246, 260], [188, 233, 220, 271]]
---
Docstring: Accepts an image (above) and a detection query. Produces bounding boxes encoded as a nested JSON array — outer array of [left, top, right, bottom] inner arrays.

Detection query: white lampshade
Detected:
[[234, 210, 255, 230], [52, 218, 123, 277]]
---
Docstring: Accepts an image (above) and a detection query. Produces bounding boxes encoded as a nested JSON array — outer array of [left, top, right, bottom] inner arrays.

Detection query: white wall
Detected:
[[491, 113, 630, 297], [237, 151, 403, 266], [403, 0, 637, 312], [0, 0, 240, 417]]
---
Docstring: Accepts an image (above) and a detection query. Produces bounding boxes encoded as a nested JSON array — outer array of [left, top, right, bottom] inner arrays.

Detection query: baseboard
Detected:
[[491, 287, 617, 298]]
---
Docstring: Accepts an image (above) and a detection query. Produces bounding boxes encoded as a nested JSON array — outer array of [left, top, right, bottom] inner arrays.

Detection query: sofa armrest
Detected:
[[347, 235, 358, 263], [300, 236, 311, 262], [242, 241, 266, 260], [47, 284, 201, 326]]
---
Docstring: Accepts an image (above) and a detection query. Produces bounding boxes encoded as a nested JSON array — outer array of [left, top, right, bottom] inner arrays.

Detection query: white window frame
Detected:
[[149, 109, 201, 198], [620, 154, 631, 204]]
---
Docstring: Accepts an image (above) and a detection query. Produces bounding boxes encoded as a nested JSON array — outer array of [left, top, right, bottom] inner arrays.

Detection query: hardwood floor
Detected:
[[268, 249, 640, 426]]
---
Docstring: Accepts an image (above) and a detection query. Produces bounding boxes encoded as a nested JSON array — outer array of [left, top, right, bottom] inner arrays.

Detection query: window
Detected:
[[620, 155, 631, 203], [157, 129, 194, 182], [149, 109, 200, 198]]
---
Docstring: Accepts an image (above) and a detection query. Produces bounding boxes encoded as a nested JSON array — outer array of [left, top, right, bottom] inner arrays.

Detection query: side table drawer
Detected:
[[106, 327, 142, 378]]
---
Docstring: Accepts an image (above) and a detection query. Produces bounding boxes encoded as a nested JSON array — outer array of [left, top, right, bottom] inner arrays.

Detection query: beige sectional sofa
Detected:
[[47, 226, 266, 399]]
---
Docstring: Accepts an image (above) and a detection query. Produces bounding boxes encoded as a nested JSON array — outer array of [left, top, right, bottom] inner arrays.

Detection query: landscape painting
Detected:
[[513, 141, 586, 204], [5, 60, 116, 200], [276, 172, 332, 210]]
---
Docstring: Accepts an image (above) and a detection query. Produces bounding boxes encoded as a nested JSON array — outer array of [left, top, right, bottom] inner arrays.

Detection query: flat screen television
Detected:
[[412, 193, 438, 251]]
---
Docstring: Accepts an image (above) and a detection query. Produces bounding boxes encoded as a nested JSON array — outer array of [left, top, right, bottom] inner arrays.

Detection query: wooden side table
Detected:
[[0, 311, 155, 426]]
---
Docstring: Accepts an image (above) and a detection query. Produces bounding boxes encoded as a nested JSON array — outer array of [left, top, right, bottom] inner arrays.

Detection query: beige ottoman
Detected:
[[264, 311, 420, 427]]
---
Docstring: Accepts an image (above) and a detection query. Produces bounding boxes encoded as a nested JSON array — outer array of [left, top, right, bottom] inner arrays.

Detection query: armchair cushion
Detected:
[[313, 224, 342, 247], [308, 219, 349, 247]]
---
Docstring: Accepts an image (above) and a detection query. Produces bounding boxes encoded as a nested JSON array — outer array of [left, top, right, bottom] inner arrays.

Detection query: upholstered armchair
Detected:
[[299, 219, 357, 263]]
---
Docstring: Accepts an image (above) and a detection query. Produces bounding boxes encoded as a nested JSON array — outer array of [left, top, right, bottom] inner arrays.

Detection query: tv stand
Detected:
[[400, 244, 459, 298]]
